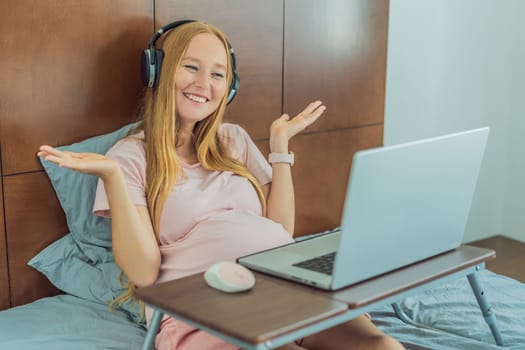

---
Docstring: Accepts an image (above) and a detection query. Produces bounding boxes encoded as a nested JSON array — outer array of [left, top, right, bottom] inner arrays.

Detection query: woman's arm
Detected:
[[264, 162, 295, 235], [37, 147, 161, 287], [264, 101, 326, 236], [103, 169, 161, 286]]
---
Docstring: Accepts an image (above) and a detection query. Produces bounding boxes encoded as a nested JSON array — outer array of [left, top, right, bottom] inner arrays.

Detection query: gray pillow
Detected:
[[29, 122, 143, 322]]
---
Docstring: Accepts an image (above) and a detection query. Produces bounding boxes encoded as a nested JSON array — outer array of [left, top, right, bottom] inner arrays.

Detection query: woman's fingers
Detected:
[[304, 104, 325, 123], [296, 101, 325, 121], [298, 100, 324, 118], [272, 101, 326, 138], [291, 102, 326, 132], [41, 154, 65, 165], [38, 146, 88, 169], [63, 150, 83, 158], [39, 145, 60, 154], [301, 100, 323, 114], [269, 101, 326, 152], [38, 146, 70, 161], [37, 145, 118, 178]]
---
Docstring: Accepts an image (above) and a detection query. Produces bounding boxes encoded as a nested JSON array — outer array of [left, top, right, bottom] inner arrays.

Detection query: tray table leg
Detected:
[[467, 270, 504, 346], [141, 310, 164, 350]]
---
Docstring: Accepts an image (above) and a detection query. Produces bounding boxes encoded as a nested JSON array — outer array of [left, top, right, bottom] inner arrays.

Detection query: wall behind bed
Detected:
[[0, 0, 389, 310]]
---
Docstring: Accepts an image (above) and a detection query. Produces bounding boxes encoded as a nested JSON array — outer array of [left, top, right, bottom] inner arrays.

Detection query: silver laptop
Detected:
[[238, 127, 489, 290]]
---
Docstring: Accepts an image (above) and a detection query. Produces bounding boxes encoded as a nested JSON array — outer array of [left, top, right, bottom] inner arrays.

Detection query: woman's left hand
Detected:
[[270, 100, 326, 153]]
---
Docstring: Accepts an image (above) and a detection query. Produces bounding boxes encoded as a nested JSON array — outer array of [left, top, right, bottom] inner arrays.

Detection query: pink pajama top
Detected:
[[93, 122, 293, 292]]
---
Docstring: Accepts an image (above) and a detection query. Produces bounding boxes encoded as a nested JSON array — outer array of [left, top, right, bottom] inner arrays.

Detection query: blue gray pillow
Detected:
[[29, 122, 143, 323]]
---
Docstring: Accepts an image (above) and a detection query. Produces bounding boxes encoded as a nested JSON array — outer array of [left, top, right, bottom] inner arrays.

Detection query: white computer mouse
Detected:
[[204, 261, 256, 293]]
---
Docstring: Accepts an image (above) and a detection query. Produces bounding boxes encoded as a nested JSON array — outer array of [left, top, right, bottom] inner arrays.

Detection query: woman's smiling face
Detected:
[[174, 33, 229, 127]]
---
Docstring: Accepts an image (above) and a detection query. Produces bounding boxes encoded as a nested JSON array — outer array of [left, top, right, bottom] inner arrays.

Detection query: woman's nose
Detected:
[[194, 70, 210, 87]]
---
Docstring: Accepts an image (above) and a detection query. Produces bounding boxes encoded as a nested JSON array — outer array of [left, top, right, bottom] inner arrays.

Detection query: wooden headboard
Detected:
[[0, 0, 389, 310]]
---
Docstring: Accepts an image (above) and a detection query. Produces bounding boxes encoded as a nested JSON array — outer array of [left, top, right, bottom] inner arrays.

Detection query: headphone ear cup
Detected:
[[152, 49, 164, 88], [141, 49, 164, 88], [141, 49, 153, 87], [227, 72, 240, 105]]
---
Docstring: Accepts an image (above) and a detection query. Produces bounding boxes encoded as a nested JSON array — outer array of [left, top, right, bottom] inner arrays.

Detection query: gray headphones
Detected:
[[140, 20, 240, 104]]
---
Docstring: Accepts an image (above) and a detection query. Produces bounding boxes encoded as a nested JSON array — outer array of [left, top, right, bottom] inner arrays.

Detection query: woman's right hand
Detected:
[[39, 145, 161, 286], [38, 145, 119, 180]]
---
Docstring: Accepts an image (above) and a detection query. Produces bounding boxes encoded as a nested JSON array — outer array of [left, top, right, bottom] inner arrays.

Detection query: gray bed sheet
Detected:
[[0, 294, 145, 350], [373, 270, 525, 349], [0, 270, 523, 350]]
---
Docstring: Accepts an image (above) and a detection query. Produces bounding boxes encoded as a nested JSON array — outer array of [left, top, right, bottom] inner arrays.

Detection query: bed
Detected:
[[1, 271, 524, 350], [0, 294, 146, 350], [372, 270, 525, 349], [0, 124, 524, 350]]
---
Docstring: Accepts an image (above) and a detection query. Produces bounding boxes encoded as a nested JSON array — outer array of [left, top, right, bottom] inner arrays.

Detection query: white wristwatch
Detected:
[[268, 152, 294, 166]]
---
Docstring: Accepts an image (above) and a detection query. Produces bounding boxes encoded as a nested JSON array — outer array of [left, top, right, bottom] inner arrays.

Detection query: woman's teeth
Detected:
[[184, 93, 207, 103]]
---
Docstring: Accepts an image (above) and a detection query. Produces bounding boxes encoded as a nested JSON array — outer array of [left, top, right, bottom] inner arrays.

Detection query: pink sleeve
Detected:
[[93, 136, 147, 217], [220, 123, 272, 186]]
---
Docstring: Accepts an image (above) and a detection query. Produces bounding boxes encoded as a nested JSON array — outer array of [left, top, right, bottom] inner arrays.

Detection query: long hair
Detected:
[[143, 21, 266, 233], [112, 21, 266, 320]]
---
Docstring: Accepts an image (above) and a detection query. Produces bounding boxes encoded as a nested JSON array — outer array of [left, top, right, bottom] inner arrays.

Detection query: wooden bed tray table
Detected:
[[136, 245, 503, 349]]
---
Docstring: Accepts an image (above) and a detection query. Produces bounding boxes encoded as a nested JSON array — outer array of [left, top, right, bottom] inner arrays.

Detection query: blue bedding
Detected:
[[0, 294, 145, 350], [373, 270, 525, 349], [0, 270, 523, 350]]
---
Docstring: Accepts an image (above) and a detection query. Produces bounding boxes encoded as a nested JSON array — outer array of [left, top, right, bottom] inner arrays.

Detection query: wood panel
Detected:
[[0, 174, 9, 310], [4, 172, 68, 307], [284, 0, 389, 131], [0, 0, 153, 175], [155, 0, 283, 140], [256, 125, 383, 236], [0, 0, 390, 310]]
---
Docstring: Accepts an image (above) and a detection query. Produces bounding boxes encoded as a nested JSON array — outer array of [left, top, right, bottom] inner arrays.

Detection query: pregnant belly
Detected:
[[156, 210, 294, 284]]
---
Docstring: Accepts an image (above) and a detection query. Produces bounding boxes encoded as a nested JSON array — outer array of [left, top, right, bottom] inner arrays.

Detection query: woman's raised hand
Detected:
[[270, 100, 326, 153], [37, 145, 119, 180]]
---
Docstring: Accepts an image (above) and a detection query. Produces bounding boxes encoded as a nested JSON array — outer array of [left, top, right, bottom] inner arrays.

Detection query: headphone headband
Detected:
[[147, 20, 196, 58], [141, 19, 240, 104]]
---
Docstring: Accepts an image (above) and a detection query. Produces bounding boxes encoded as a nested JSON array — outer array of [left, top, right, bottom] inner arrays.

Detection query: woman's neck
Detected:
[[176, 125, 199, 164]]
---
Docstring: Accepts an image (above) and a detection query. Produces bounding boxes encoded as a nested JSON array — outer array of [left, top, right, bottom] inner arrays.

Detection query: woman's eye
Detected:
[[184, 65, 198, 71], [212, 72, 225, 79]]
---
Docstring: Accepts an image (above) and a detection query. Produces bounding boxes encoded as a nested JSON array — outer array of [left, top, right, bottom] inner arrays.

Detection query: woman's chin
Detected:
[[177, 105, 219, 124]]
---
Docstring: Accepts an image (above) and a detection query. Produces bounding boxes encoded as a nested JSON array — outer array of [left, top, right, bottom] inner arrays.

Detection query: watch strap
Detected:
[[268, 152, 294, 166]]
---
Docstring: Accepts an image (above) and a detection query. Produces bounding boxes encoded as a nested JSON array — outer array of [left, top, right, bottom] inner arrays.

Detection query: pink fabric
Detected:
[[155, 318, 239, 350], [94, 123, 294, 349]]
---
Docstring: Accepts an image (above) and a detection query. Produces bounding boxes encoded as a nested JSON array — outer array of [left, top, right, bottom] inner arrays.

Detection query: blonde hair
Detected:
[[112, 21, 266, 320]]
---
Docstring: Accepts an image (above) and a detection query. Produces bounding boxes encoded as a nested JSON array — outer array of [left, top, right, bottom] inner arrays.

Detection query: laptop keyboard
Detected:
[[292, 252, 336, 275]]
